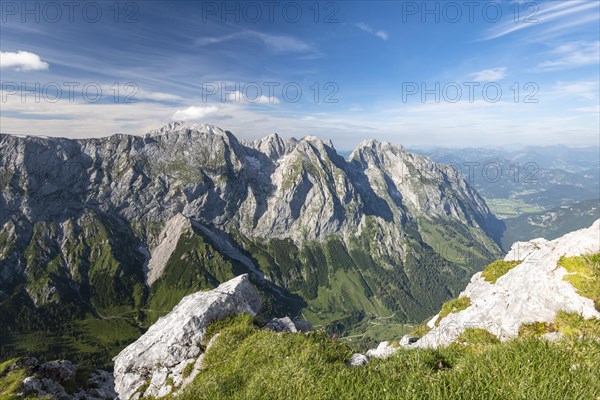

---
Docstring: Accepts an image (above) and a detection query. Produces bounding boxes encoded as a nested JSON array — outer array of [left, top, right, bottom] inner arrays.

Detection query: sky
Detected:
[[0, 0, 599, 150]]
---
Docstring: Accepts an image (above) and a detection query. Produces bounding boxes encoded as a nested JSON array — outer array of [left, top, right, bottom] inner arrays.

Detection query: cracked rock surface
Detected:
[[112, 274, 261, 400]]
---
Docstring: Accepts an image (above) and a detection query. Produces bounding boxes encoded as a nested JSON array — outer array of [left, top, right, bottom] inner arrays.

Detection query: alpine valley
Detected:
[[0, 122, 504, 367]]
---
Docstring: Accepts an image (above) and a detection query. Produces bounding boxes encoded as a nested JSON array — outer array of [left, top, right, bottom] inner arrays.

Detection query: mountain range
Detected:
[[0, 122, 504, 366]]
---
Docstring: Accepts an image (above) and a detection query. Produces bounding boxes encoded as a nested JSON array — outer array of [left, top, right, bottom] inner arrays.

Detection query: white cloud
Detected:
[[555, 81, 599, 100], [255, 32, 312, 52], [225, 91, 279, 104], [483, 1, 599, 41], [0, 51, 49, 71], [196, 31, 311, 52], [172, 105, 219, 121], [139, 90, 182, 102], [1, 80, 597, 147], [536, 41, 600, 71], [195, 34, 238, 46], [2, 93, 597, 147], [356, 23, 388, 40], [470, 67, 508, 81]]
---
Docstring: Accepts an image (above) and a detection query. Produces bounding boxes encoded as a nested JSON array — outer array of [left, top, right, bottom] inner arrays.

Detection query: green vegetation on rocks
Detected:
[[519, 312, 600, 339], [481, 260, 522, 283], [456, 328, 500, 346], [409, 324, 431, 338], [435, 297, 471, 326], [558, 253, 600, 311], [519, 322, 557, 338], [0, 358, 26, 398], [554, 311, 600, 337], [182, 361, 195, 379]]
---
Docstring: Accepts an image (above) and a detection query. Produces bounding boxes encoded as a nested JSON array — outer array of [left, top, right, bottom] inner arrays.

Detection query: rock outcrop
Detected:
[[113, 274, 261, 400], [366, 341, 397, 359], [263, 317, 312, 333], [9, 358, 115, 399], [144, 213, 191, 285], [366, 220, 600, 356], [417, 219, 600, 347]]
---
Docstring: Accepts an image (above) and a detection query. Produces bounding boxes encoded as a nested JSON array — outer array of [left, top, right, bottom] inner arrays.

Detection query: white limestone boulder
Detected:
[[416, 219, 600, 348], [113, 274, 261, 400]]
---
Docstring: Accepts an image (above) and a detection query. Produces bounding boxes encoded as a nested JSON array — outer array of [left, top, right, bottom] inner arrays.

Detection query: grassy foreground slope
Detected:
[[170, 315, 600, 400]]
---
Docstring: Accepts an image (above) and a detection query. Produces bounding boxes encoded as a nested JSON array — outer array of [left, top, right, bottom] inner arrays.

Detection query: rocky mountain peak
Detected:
[[300, 135, 334, 148], [243, 132, 297, 160], [146, 121, 226, 137]]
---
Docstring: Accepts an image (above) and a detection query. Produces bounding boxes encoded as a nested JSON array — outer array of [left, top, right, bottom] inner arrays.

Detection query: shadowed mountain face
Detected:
[[0, 123, 503, 366]]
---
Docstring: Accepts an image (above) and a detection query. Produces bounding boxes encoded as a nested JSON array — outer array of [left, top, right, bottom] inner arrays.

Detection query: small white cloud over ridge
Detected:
[[172, 105, 218, 121], [0, 51, 49, 71]]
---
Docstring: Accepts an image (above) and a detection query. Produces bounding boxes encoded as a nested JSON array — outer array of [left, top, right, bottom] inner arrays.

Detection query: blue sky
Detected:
[[1, 0, 599, 149]]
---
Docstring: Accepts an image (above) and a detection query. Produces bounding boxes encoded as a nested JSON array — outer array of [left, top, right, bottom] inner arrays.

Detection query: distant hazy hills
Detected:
[[412, 145, 599, 205], [412, 145, 600, 249], [500, 199, 600, 249]]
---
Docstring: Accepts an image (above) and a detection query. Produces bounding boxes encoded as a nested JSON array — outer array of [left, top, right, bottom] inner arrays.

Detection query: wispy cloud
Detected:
[[555, 81, 599, 100], [138, 90, 183, 102], [0, 51, 49, 71], [470, 67, 508, 81], [356, 23, 389, 40], [196, 30, 312, 52], [536, 41, 600, 71], [482, 1, 599, 41], [172, 105, 219, 121], [225, 91, 280, 104]]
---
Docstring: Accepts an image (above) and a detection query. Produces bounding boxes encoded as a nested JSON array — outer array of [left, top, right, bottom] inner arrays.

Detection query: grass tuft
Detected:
[[554, 311, 600, 337], [409, 324, 431, 338], [435, 297, 471, 326], [457, 328, 500, 345], [558, 253, 600, 311], [203, 314, 255, 346], [481, 260, 522, 284], [182, 361, 195, 379], [0, 359, 28, 398], [519, 322, 557, 338]]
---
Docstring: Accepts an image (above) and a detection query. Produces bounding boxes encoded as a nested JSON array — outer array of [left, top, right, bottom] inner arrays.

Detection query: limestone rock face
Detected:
[[112, 274, 261, 400], [416, 219, 600, 348], [366, 220, 600, 356], [144, 213, 191, 285]]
